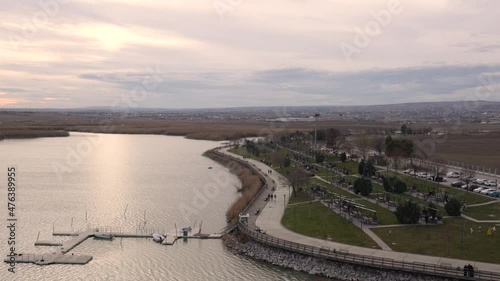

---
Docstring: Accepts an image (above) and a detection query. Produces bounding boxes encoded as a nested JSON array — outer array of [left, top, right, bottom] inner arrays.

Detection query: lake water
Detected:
[[0, 133, 309, 281]]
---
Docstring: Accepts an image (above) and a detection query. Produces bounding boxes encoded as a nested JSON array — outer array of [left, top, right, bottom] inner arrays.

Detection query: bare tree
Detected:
[[461, 167, 476, 192], [270, 150, 286, 168], [371, 136, 385, 156], [354, 135, 371, 160], [286, 166, 309, 197], [326, 128, 341, 150], [429, 156, 448, 180]]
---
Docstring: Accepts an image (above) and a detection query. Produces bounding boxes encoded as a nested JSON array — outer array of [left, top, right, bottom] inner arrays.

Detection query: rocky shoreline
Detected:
[[224, 234, 453, 281]]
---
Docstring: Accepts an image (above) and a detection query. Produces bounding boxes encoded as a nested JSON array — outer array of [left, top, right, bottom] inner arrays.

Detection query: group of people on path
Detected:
[[267, 193, 277, 201], [267, 169, 273, 174], [463, 264, 475, 277]]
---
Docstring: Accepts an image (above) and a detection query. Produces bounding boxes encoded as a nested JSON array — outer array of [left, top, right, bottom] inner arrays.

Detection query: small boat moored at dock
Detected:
[[152, 233, 165, 242], [94, 233, 114, 240]]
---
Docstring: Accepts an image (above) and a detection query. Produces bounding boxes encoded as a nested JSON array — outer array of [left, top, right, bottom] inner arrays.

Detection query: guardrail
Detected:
[[238, 223, 500, 281]]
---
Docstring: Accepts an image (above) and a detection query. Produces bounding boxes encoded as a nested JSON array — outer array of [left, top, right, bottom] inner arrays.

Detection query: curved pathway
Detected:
[[220, 148, 500, 274]]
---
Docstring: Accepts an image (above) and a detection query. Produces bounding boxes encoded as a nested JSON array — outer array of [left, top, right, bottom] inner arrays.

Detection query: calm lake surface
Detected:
[[0, 133, 310, 281]]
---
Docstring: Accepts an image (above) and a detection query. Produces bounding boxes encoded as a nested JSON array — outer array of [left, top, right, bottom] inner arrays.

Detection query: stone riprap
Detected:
[[225, 235, 453, 281]]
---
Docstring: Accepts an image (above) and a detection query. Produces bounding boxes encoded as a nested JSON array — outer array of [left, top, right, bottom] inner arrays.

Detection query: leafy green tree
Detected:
[[283, 157, 291, 168], [444, 197, 462, 216], [358, 159, 366, 175], [353, 178, 373, 196], [393, 179, 407, 194], [395, 201, 421, 224], [382, 176, 394, 193], [364, 159, 376, 177], [340, 152, 347, 163], [382, 176, 406, 193], [315, 152, 325, 163]]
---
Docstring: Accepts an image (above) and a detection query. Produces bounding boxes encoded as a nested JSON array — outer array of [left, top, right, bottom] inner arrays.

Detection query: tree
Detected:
[[245, 140, 260, 156], [461, 167, 476, 192], [315, 152, 325, 163], [286, 166, 309, 197], [383, 176, 407, 194], [271, 150, 286, 167], [393, 179, 407, 194], [385, 138, 414, 171], [444, 197, 462, 216], [428, 156, 448, 180], [340, 152, 347, 163], [283, 157, 291, 168], [325, 128, 341, 149], [358, 159, 366, 176], [364, 159, 376, 178], [354, 135, 371, 160], [395, 201, 421, 224], [371, 136, 385, 156], [401, 124, 408, 135], [353, 178, 373, 196]]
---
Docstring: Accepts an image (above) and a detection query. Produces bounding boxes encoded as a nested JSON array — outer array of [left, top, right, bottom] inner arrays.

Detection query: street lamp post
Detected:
[[360, 217, 363, 246]]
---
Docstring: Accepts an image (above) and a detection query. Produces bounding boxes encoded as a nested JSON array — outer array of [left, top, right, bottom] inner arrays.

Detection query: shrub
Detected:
[[353, 178, 373, 196], [393, 179, 407, 194], [444, 197, 462, 216], [383, 175, 407, 194], [395, 201, 421, 224], [340, 152, 347, 162]]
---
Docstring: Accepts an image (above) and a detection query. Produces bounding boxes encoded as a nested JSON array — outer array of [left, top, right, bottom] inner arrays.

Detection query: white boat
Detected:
[[94, 233, 114, 240], [152, 233, 165, 242], [181, 226, 192, 232]]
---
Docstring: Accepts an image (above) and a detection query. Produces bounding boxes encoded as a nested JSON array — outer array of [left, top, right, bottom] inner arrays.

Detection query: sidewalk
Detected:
[[221, 148, 500, 274]]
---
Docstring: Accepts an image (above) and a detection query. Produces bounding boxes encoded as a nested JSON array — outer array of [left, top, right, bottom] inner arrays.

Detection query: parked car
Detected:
[[473, 187, 486, 193], [485, 180, 497, 186], [403, 169, 414, 174], [480, 188, 495, 195], [447, 172, 460, 178], [487, 191, 500, 197], [451, 181, 465, 188], [467, 184, 479, 191], [475, 179, 487, 185], [417, 172, 429, 178], [434, 176, 447, 182]]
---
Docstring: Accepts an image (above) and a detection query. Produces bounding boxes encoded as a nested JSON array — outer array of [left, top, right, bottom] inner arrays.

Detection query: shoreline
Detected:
[[223, 233, 451, 281], [203, 148, 265, 222]]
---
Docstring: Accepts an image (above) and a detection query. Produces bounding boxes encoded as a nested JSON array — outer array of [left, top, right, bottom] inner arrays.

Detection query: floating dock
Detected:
[[4, 253, 93, 265], [4, 226, 224, 266]]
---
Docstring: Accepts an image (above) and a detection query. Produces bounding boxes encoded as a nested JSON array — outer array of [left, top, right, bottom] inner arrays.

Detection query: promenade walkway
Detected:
[[220, 148, 500, 274]]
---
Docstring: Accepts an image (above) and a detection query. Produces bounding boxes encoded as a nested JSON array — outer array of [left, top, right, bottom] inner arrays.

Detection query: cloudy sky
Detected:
[[1, 0, 500, 108]]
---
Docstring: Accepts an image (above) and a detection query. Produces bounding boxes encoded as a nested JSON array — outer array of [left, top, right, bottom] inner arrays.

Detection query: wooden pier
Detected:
[[4, 226, 224, 266]]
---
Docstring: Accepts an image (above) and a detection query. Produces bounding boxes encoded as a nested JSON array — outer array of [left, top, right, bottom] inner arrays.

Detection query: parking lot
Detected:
[[402, 168, 499, 198]]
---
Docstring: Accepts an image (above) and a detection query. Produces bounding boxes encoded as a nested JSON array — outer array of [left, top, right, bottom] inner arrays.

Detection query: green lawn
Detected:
[[281, 202, 380, 249], [357, 199, 399, 225], [288, 191, 314, 204], [463, 201, 500, 221], [337, 161, 359, 174], [371, 217, 500, 263], [308, 177, 358, 198]]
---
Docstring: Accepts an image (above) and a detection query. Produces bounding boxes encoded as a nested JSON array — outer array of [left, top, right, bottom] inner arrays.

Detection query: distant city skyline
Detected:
[[1, 0, 500, 108]]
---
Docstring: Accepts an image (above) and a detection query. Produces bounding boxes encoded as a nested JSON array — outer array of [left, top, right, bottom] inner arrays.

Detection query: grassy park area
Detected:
[[463, 202, 500, 221], [371, 217, 500, 264], [281, 202, 380, 249], [231, 141, 500, 263]]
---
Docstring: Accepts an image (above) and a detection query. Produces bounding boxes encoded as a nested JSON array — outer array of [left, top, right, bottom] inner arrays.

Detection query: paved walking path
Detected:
[[220, 148, 500, 274]]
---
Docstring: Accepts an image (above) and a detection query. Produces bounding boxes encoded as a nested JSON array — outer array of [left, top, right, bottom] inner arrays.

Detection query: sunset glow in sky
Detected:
[[1, 0, 499, 108]]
